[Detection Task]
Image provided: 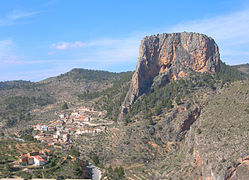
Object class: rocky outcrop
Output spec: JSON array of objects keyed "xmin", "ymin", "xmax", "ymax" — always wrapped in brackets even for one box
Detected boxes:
[
  {"xmin": 225, "ymin": 155, "xmax": 249, "ymax": 180},
  {"xmin": 120, "ymin": 32, "xmax": 220, "ymax": 119}
]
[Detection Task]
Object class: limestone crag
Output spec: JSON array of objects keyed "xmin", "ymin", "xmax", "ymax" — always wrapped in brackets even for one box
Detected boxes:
[
  {"xmin": 225, "ymin": 155, "xmax": 249, "ymax": 180},
  {"xmin": 120, "ymin": 32, "xmax": 220, "ymax": 118}
]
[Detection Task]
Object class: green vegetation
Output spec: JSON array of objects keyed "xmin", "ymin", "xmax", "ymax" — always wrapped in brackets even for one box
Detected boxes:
[
  {"xmin": 124, "ymin": 61, "xmax": 248, "ymax": 123},
  {"xmin": 182, "ymin": 80, "xmax": 249, "ymax": 178},
  {"xmin": 72, "ymin": 158, "xmax": 91, "ymax": 179},
  {"xmin": 232, "ymin": 63, "xmax": 249, "ymax": 74},
  {"xmin": 92, "ymin": 154, "xmax": 100, "ymax": 166},
  {"xmin": 62, "ymin": 102, "xmax": 69, "ymax": 110},
  {"xmin": 104, "ymin": 166, "xmax": 125, "ymax": 179},
  {"xmin": 125, "ymin": 72, "xmax": 215, "ymax": 122},
  {"xmin": 59, "ymin": 68, "xmax": 118, "ymax": 82},
  {"xmin": 96, "ymin": 72, "xmax": 133, "ymax": 121},
  {"xmin": 18, "ymin": 127, "xmax": 34, "ymax": 136},
  {"xmin": 0, "ymin": 95, "xmax": 54, "ymax": 128},
  {"xmin": 0, "ymin": 138, "xmax": 91, "ymax": 179},
  {"xmin": 0, "ymin": 138, "xmax": 47, "ymax": 178},
  {"xmin": 69, "ymin": 149, "xmax": 80, "ymax": 158},
  {"xmin": 20, "ymin": 134, "xmax": 36, "ymax": 141},
  {"xmin": 79, "ymin": 71, "xmax": 133, "ymax": 121},
  {"xmin": 4, "ymin": 95, "xmax": 54, "ymax": 108},
  {"xmin": 78, "ymin": 71, "xmax": 132, "ymax": 100},
  {"xmin": 0, "ymin": 80, "xmax": 34, "ymax": 90},
  {"xmin": 216, "ymin": 61, "xmax": 249, "ymax": 82},
  {"xmin": 197, "ymin": 128, "xmax": 202, "ymax": 134},
  {"xmin": 245, "ymin": 106, "xmax": 249, "ymax": 114},
  {"xmin": 78, "ymin": 90, "xmax": 103, "ymax": 100},
  {"xmin": 30, "ymin": 153, "xmax": 90, "ymax": 179}
]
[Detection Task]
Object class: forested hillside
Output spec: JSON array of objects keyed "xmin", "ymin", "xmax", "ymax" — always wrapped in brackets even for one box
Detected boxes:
[{"xmin": 0, "ymin": 68, "xmax": 129, "ymax": 130}]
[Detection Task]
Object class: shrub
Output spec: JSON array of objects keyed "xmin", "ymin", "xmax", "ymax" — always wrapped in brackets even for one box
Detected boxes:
[
  {"xmin": 189, "ymin": 147, "xmax": 194, "ymax": 154},
  {"xmin": 92, "ymin": 154, "xmax": 100, "ymax": 166},
  {"xmin": 69, "ymin": 149, "xmax": 80, "ymax": 158},
  {"xmin": 245, "ymin": 107, "xmax": 249, "ymax": 114},
  {"xmin": 62, "ymin": 102, "xmax": 69, "ymax": 110},
  {"xmin": 114, "ymin": 166, "xmax": 125, "ymax": 178}
]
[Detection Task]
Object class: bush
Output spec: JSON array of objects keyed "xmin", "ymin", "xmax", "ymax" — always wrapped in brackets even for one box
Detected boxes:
[
  {"xmin": 92, "ymin": 155, "xmax": 100, "ymax": 166},
  {"xmin": 189, "ymin": 147, "xmax": 194, "ymax": 154},
  {"xmin": 79, "ymin": 71, "xmax": 133, "ymax": 121},
  {"xmin": 245, "ymin": 107, "xmax": 249, "ymax": 114},
  {"xmin": 62, "ymin": 102, "xmax": 69, "ymax": 110},
  {"xmin": 73, "ymin": 159, "xmax": 91, "ymax": 179},
  {"xmin": 69, "ymin": 149, "xmax": 80, "ymax": 158},
  {"xmin": 114, "ymin": 166, "xmax": 125, "ymax": 178},
  {"xmin": 105, "ymin": 166, "xmax": 125, "ymax": 180},
  {"xmin": 20, "ymin": 134, "xmax": 36, "ymax": 141}
]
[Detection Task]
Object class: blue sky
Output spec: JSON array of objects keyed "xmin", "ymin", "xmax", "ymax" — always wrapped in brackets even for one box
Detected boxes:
[{"xmin": 0, "ymin": 0, "xmax": 249, "ymax": 81}]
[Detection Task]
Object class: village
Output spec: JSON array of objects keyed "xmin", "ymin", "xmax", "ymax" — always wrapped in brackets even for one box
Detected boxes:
[
  {"xmin": 13, "ymin": 106, "xmax": 113, "ymax": 171},
  {"xmin": 32, "ymin": 106, "xmax": 113, "ymax": 150}
]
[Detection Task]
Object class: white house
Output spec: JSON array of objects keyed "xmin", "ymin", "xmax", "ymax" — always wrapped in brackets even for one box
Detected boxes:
[
  {"xmin": 59, "ymin": 114, "xmax": 65, "ymax": 119},
  {"xmin": 85, "ymin": 116, "xmax": 91, "ymax": 122},
  {"xmin": 56, "ymin": 131, "xmax": 61, "ymax": 136},
  {"xmin": 53, "ymin": 134, "xmax": 59, "ymax": 139},
  {"xmin": 33, "ymin": 156, "xmax": 47, "ymax": 166},
  {"xmin": 71, "ymin": 112, "xmax": 81, "ymax": 118},
  {"xmin": 40, "ymin": 125, "xmax": 48, "ymax": 131},
  {"xmin": 62, "ymin": 134, "xmax": 69, "ymax": 142}
]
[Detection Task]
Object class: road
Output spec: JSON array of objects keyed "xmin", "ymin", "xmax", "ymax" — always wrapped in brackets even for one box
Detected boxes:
[
  {"xmin": 83, "ymin": 121, "xmax": 113, "ymax": 127},
  {"xmin": 1, "ymin": 136, "xmax": 25, "ymax": 142},
  {"xmin": 87, "ymin": 163, "xmax": 101, "ymax": 180}
]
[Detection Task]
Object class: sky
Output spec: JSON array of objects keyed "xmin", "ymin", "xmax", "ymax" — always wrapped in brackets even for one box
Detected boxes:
[{"xmin": 0, "ymin": 0, "xmax": 249, "ymax": 81}]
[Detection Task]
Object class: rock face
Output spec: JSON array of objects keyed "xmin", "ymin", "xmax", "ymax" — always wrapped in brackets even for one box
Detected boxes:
[
  {"xmin": 120, "ymin": 32, "xmax": 220, "ymax": 118},
  {"xmin": 225, "ymin": 155, "xmax": 249, "ymax": 180}
]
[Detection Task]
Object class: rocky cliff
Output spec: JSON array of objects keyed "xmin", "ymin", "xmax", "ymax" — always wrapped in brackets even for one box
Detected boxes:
[{"xmin": 120, "ymin": 32, "xmax": 220, "ymax": 118}]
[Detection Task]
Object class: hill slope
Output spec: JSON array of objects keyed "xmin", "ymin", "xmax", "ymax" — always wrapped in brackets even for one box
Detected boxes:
[
  {"xmin": 0, "ymin": 32, "xmax": 248, "ymax": 179},
  {"xmin": 79, "ymin": 77, "xmax": 249, "ymax": 180},
  {"xmin": 0, "ymin": 68, "xmax": 131, "ymax": 131},
  {"xmin": 232, "ymin": 63, "xmax": 249, "ymax": 75},
  {"xmin": 70, "ymin": 33, "xmax": 249, "ymax": 179}
]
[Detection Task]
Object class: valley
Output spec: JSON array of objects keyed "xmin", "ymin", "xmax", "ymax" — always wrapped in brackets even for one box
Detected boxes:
[{"xmin": 0, "ymin": 32, "xmax": 248, "ymax": 180}]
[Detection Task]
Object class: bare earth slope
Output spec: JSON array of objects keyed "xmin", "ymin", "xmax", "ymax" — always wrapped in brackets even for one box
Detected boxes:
[
  {"xmin": 175, "ymin": 80, "xmax": 249, "ymax": 179},
  {"xmin": 0, "ymin": 68, "xmax": 124, "ymax": 131},
  {"xmin": 232, "ymin": 63, "xmax": 249, "ymax": 75},
  {"xmin": 85, "ymin": 79, "xmax": 249, "ymax": 180}
]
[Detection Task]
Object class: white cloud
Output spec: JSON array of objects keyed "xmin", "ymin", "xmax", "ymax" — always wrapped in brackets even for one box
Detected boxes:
[
  {"xmin": 49, "ymin": 7, "xmax": 249, "ymax": 67},
  {"xmin": 0, "ymin": 10, "xmax": 39, "ymax": 26},
  {"xmin": 169, "ymin": 8, "xmax": 249, "ymax": 64},
  {"xmin": 50, "ymin": 41, "xmax": 85, "ymax": 50},
  {"xmin": 170, "ymin": 8, "xmax": 249, "ymax": 42},
  {"xmin": 0, "ymin": 39, "xmax": 13, "ymax": 56},
  {"xmin": 8, "ymin": 10, "xmax": 38, "ymax": 20},
  {"xmin": 0, "ymin": 39, "xmax": 26, "ymax": 65},
  {"xmin": 4, "ymin": 7, "xmax": 249, "ymax": 81},
  {"xmin": 0, "ymin": 39, "xmax": 15, "ymax": 63},
  {"xmin": 85, "ymin": 37, "xmax": 141, "ymax": 62},
  {"xmin": 49, "ymin": 37, "xmax": 141, "ymax": 64}
]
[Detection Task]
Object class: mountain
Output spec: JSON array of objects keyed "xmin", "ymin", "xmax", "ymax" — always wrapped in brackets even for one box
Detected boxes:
[
  {"xmin": 74, "ymin": 32, "xmax": 248, "ymax": 179},
  {"xmin": 86, "ymin": 79, "xmax": 249, "ymax": 180},
  {"xmin": 0, "ymin": 80, "xmax": 33, "ymax": 90},
  {"xmin": 232, "ymin": 63, "xmax": 249, "ymax": 75},
  {"xmin": 0, "ymin": 32, "xmax": 248, "ymax": 179},
  {"xmin": 0, "ymin": 68, "xmax": 131, "ymax": 131},
  {"xmin": 120, "ymin": 32, "xmax": 220, "ymax": 121}
]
